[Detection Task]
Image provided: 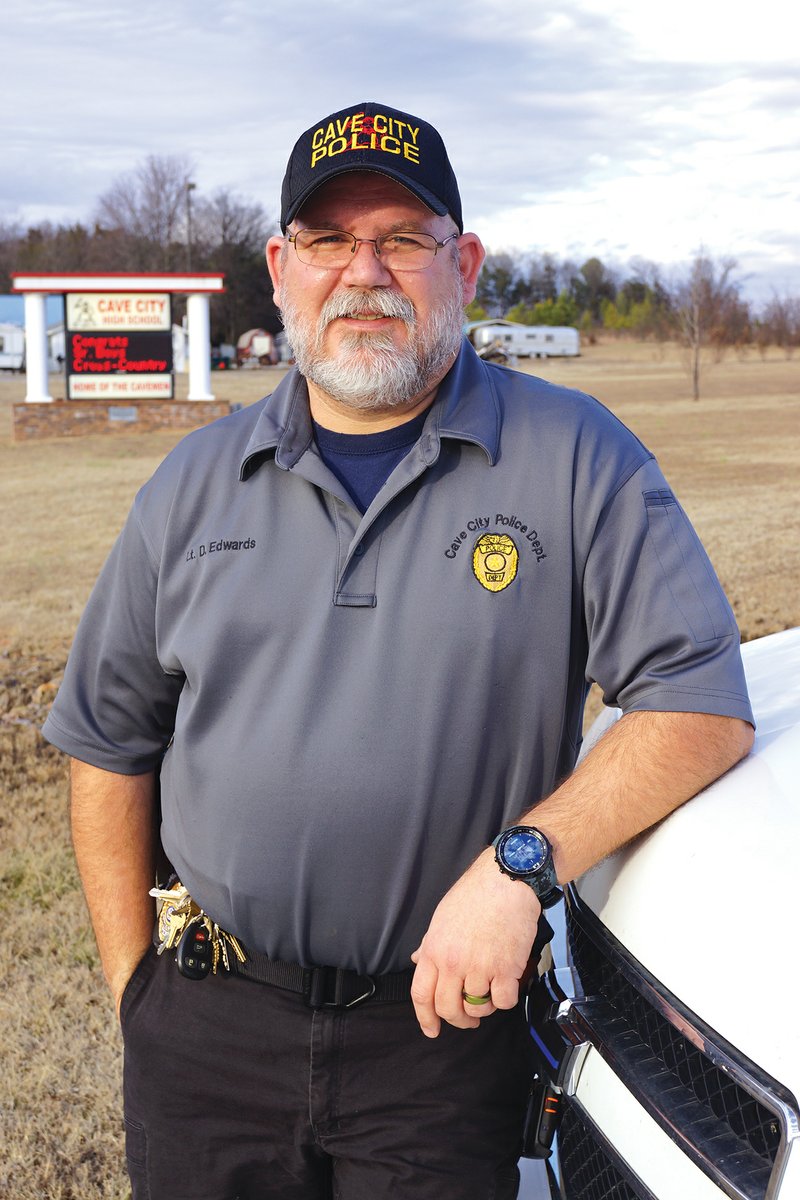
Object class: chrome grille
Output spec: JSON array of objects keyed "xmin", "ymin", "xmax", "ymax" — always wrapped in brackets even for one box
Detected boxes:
[
  {"xmin": 559, "ymin": 1106, "xmax": 645, "ymax": 1200},
  {"xmin": 562, "ymin": 895, "xmax": 799, "ymax": 1200},
  {"xmin": 567, "ymin": 906, "xmax": 781, "ymax": 1173}
]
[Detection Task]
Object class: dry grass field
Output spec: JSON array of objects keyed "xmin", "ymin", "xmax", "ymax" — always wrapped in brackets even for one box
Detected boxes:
[{"xmin": 1, "ymin": 339, "xmax": 798, "ymax": 1198}]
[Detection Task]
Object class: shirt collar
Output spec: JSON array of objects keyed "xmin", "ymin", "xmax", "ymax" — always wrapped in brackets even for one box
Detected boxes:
[{"xmin": 238, "ymin": 337, "xmax": 500, "ymax": 481}]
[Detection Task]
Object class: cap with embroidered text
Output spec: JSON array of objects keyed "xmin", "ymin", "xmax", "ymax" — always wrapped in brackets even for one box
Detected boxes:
[{"xmin": 280, "ymin": 102, "xmax": 463, "ymax": 233}]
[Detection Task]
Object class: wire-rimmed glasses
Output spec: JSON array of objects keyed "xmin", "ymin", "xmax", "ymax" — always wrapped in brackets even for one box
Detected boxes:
[{"xmin": 287, "ymin": 229, "xmax": 459, "ymax": 271}]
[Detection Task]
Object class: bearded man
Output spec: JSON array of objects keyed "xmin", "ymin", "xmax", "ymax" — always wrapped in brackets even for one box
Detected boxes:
[{"xmin": 44, "ymin": 102, "xmax": 753, "ymax": 1200}]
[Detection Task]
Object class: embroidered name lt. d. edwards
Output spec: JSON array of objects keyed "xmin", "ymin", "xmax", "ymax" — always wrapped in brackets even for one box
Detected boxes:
[{"xmin": 185, "ymin": 537, "xmax": 256, "ymax": 562}]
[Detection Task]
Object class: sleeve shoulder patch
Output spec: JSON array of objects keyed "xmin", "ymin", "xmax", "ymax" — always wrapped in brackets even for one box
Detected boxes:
[{"xmin": 643, "ymin": 489, "xmax": 734, "ymax": 644}]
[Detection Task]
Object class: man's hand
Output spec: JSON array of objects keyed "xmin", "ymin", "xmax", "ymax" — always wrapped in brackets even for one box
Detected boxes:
[
  {"xmin": 410, "ymin": 847, "xmax": 541, "ymax": 1038},
  {"xmin": 70, "ymin": 760, "xmax": 158, "ymax": 1023},
  {"xmin": 110, "ymin": 948, "xmax": 151, "ymax": 1022}
]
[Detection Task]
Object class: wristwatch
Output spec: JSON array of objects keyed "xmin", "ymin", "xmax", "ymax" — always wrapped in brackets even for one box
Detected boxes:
[{"xmin": 492, "ymin": 825, "xmax": 563, "ymax": 909}]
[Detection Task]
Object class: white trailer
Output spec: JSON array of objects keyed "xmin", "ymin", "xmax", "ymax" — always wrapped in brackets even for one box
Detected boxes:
[
  {"xmin": 0, "ymin": 322, "xmax": 25, "ymax": 370},
  {"xmin": 48, "ymin": 323, "xmax": 66, "ymax": 371},
  {"xmin": 470, "ymin": 321, "xmax": 579, "ymax": 359}
]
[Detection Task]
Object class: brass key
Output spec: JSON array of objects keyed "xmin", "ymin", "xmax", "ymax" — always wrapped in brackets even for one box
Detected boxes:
[
  {"xmin": 149, "ymin": 881, "xmax": 246, "ymax": 972},
  {"xmin": 150, "ymin": 882, "xmax": 200, "ymax": 955}
]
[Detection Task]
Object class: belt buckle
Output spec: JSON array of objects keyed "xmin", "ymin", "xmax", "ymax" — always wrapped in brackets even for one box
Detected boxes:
[
  {"xmin": 343, "ymin": 975, "xmax": 376, "ymax": 1009},
  {"xmin": 307, "ymin": 966, "xmax": 377, "ymax": 1009}
]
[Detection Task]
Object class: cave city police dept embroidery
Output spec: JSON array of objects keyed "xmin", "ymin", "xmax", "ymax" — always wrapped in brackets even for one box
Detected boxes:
[{"xmin": 443, "ymin": 514, "xmax": 548, "ymax": 592}]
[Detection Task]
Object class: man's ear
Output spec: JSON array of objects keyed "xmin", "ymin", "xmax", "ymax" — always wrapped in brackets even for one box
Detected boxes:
[
  {"xmin": 266, "ymin": 235, "xmax": 285, "ymax": 309},
  {"xmin": 456, "ymin": 233, "xmax": 486, "ymax": 306}
]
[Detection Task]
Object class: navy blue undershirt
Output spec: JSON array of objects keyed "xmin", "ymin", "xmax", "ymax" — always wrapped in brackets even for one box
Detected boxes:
[{"xmin": 312, "ymin": 408, "xmax": 429, "ymax": 513}]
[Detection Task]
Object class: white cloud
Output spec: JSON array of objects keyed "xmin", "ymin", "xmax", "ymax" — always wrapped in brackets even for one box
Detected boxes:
[
  {"xmin": 576, "ymin": 0, "xmax": 800, "ymax": 63},
  {"xmin": 1, "ymin": 0, "xmax": 797, "ymax": 301}
]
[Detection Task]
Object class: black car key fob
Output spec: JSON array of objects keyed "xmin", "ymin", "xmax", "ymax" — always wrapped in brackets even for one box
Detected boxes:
[{"xmin": 176, "ymin": 919, "xmax": 213, "ymax": 980}]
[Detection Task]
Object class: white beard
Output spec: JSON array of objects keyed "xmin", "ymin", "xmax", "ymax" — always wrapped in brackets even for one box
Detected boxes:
[{"xmin": 279, "ymin": 278, "xmax": 465, "ymax": 412}]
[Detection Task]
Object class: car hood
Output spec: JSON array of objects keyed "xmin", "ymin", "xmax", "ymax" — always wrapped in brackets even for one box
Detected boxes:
[{"xmin": 575, "ymin": 626, "xmax": 800, "ymax": 1093}]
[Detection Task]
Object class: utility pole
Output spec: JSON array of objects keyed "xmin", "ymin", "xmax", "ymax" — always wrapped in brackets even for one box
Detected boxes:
[{"xmin": 186, "ymin": 181, "xmax": 197, "ymax": 271}]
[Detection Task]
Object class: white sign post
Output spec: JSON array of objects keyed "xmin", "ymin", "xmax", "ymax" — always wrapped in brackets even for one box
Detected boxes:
[
  {"xmin": 23, "ymin": 293, "xmax": 53, "ymax": 403},
  {"xmin": 187, "ymin": 293, "xmax": 214, "ymax": 400}
]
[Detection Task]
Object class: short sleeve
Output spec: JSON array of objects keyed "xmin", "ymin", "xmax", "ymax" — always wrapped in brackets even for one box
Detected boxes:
[
  {"xmin": 42, "ymin": 501, "xmax": 184, "ymax": 773},
  {"xmin": 583, "ymin": 459, "xmax": 754, "ymax": 725}
]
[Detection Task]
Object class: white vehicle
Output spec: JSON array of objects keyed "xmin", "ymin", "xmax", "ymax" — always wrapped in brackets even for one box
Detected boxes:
[
  {"xmin": 0, "ymin": 322, "xmax": 65, "ymax": 371},
  {"xmin": 469, "ymin": 321, "xmax": 580, "ymax": 359},
  {"xmin": 0, "ymin": 321, "xmax": 25, "ymax": 370},
  {"xmin": 236, "ymin": 328, "xmax": 277, "ymax": 367},
  {"xmin": 526, "ymin": 626, "xmax": 800, "ymax": 1200}
]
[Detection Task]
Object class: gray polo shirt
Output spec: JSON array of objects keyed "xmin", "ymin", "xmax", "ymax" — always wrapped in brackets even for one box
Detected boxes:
[{"xmin": 43, "ymin": 340, "xmax": 753, "ymax": 975}]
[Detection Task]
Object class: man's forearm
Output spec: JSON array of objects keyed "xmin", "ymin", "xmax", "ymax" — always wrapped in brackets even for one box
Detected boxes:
[
  {"xmin": 411, "ymin": 710, "xmax": 753, "ymax": 1037},
  {"xmin": 70, "ymin": 759, "xmax": 158, "ymax": 1015},
  {"xmin": 528, "ymin": 710, "xmax": 754, "ymax": 882}
]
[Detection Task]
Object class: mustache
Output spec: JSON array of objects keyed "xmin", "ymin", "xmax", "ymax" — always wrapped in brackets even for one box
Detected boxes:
[{"xmin": 319, "ymin": 288, "xmax": 416, "ymax": 326}]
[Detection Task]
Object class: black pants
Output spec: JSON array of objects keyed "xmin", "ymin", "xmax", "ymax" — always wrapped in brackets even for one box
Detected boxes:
[{"xmin": 121, "ymin": 946, "xmax": 535, "ymax": 1200}]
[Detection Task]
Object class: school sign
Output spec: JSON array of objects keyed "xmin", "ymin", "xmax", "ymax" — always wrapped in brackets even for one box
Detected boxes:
[{"xmin": 11, "ymin": 273, "xmax": 225, "ymax": 405}]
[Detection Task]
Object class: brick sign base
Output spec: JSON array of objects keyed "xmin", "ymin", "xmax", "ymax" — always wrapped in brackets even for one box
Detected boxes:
[{"xmin": 13, "ymin": 400, "xmax": 232, "ymax": 442}]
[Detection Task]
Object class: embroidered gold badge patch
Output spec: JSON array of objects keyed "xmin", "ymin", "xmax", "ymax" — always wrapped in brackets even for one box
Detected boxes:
[{"xmin": 472, "ymin": 533, "xmax": 519, "ymax": 592}]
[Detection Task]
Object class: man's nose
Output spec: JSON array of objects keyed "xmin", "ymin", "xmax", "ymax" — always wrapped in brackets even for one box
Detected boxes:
[{"xmin": 339, "ymin": 239, "xmax": 394, "ymax": 285}]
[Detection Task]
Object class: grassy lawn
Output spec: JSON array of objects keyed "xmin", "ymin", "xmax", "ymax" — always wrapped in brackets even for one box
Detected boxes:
[{"xmin": 1, "ymin": 340, "xmax": 798, "ymax": 1197}]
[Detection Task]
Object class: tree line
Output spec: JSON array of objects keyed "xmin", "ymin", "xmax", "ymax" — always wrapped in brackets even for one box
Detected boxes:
[
  {"xmin": 0, "ymin": 155, "xmax": 280, "ymax": 346},
  {"xmin": 470, "ymin": 248, "xmax": 799, "ymax": 399},
  {"xmin": 2, "ymin": 154, "xmax": 798, "ymax": 398},
  {"xmin": 472, "ymin": 250, "xmax": 799, "ymax": 350}
]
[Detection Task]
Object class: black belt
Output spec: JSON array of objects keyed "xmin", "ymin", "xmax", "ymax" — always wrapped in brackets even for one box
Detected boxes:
[{"xmin": 234, "ymin": 949, "xmax": 414, "ymax": 1010}]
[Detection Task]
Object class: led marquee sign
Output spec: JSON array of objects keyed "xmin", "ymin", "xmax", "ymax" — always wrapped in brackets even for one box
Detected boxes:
[{"xmin": 65, "ymin": 292, "xmax": 173, "ymax": 399}]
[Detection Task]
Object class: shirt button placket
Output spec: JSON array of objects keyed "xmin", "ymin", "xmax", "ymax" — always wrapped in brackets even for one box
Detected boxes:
[{"xmin": 332, "ymin": 499, "xmax": 379, "ymax": 608}]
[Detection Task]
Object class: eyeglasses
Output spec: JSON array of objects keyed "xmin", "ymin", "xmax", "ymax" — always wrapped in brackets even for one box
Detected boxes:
[{"xmin": 287, "ymin": 229, "xmax": 460, "ymax": 271}]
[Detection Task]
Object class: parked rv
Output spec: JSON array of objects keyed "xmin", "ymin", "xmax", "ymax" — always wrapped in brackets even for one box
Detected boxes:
[{"xmin": 468, "ymin": 320, "xmax": 580, "ymax": 359}]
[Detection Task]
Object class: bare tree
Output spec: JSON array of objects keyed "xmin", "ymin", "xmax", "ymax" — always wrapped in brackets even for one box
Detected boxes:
[
  {"xmin": 514, "ymin": 252, "xmax": 559, "ymax": 307},
  {"xmin": 193, "ymin": 189, "xmax": 270, "ymax": 259},
  {"xmin": 759, "ymin": 294, "xmax": 800, "ymax": 360},
  {"xmin": 672, "ymin": 252, "xmax": 742, "ymax": 400},
  {"xmin": 0, "ymin": 218, "xmax": 23, "ymax": 289},
  {"xmin": 193, "ymin": 188, "xmax": 278, "ymax": 343},
  {"xmin": 475, "ymin": 252, "xmax": 519, "ymax": 316},
  {"xmin": 95, "ymin": 154, "xmax": 195, "ymax": 271}
]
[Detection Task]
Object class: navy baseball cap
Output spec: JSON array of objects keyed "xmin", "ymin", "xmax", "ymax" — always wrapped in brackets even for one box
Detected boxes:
[{"xmin": 280, "ymin": 101, "xmax": 463, "ymax": 233}]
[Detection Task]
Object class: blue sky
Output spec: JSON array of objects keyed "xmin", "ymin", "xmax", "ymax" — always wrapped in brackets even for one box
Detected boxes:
[
  {"xmin": 0, "ymin": 296, "xmax": 64, "ymax": 325},
  {"xmin": 2, "ymin": 0, "xmax": 798, "ymax": 303}
]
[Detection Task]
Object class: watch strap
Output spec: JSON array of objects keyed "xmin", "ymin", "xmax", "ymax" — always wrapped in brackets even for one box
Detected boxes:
[
  {"xmin": 535, "ymin": 882, "xmax": 564, "ymax": 909},
  {"xmin": 492, "ymin": 825, "xmax": 563, "ymax": 908}
]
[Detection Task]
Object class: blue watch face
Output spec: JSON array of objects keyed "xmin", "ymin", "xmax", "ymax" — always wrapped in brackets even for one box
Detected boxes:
[{"xmin": 503, "ymin": 829, "xmax": 547, "ymax": 873}]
